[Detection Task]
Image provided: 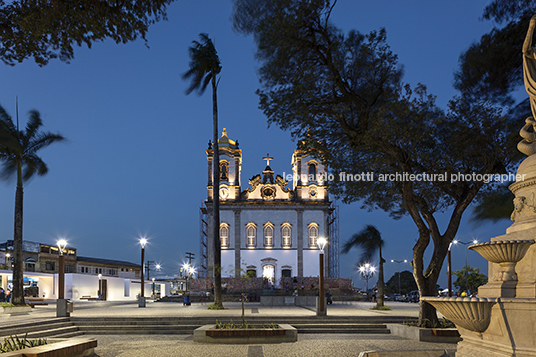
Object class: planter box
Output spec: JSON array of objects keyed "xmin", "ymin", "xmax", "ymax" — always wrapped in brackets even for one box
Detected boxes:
[
  {"xmin": 1, "ymin": 338, "xmax": 97, "ymax": 357},
  {"xmin": 206, "ymin": 328, "xmax": 286, "ymax": 337},
  {"xmin": 194, "ymin": 324, "xmax": 297, "ymax": 344},
  {"xmin": 386, "ymin": 323, "xmax": 461, "ymax": 343},
  {"xmin": 2, "ymin": 306, "xmax": 32, "ymax": 314}
]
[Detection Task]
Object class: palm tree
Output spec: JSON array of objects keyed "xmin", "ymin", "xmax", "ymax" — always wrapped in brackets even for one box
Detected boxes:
[
  {"xmin": 0, "ymin": 104, "xmax": 65, "ymax": 305},
  {"xmin": 342, "ymin": 225, "xmax": 386, "ymax": 307},
  {"xmin": 182, "ymin": 33, "xmax": 223, "ymax": 308}
]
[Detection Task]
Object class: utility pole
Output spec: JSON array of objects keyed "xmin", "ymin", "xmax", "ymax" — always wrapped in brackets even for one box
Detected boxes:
[{"xmin": 185, "ymin": 252, "xmax": 195, "ymax": 266}]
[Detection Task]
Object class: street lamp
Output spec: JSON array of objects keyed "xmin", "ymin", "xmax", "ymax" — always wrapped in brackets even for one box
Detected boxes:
[
  {"xmin": 359, "ymin": 263, "xmax": 375, "ymax": 302},
  {"xmin": 56, "ymin": 239, "xmax": 69, "ymax": 317},
  {"xmin": 5, "ymin": 253, "xmax": 10, "ymax": 269},
  {"xmin": 448, "ymin": 242, "xmax": 453, "ymax": 297},
  {"xmin": 139, "ymin": 238, "xmax": 147, "ymax": 308},
  {"xmin": 452, "ymin": 239, "xmax": 478, "ymax": 295},
  {"xmin": 390, "ymin": 259, "xmax": 407, "ymax": 295},
  {"xmin": 98, "ymin": 274, "xmax": 102, "ymax": 300},
  {"xmin": 316, "ymin": 237, "xmax": 327, "ymax": 316}
]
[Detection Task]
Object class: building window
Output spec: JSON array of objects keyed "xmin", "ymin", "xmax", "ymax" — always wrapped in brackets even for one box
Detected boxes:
[
  {"xmin": 308, "ymin": 162, "xmax": 317, "ymax": 181},
  {"xmin": 220, "ymin": 161, "xmax": 229, "ymax": 181},
  {"xmin": 246, "ymin": 266, "xmax": 257, "ymax": 278},
  {"xmin": 308, "ymin": 223, "xmax": 319, "ymax": 247},
  {"xmin": 264, "ymin": 222, "xmax": 274, "ymax": 248},
  {"xmin": 282, "ymin": 268, "xmax": 292, "ymax": 277},
  {"xmin": 246, "ymin": 223, "xmax": 257, "ymax": 248},
  {"xmin": 220, "ymin": 223, "xmax": 229, "ymax": 248},
  {"xmin": 45, "ymin": 261, "xmax": 55, "ymax": 271},
  {"xmin": 281, "ymin": 223, "xmax": 292, "ymax": 248}
]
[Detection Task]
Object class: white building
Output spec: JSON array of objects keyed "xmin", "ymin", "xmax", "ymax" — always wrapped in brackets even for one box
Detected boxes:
[{"xmin": 200, "ymin": 129, "xmax": 338, "ymax": 285}]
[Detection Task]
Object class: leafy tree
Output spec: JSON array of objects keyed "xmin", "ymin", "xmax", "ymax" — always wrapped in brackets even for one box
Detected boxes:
[
  {"xmin": 470, "ymin": 182, "xmax": 514, "ymax": 224},
  {"xmin": 342, "ymin": 225, "xmax": 385, "ymax": 307},
  {"xmin": 0, "ymin": 105, "xmax": 65, "ymax": 305},
  {"xmin": 0, "ymin": 0, "xmax": 173, "ymax": 66},
  {"xmin": 232, "ymin": 0, "xmax": 513, "ymax": 326},
  {"xmin": 452, "ymin": 266, "xmax": 488, "ymax": 294},
  {"xmin": 385, "ymin": 270, "xmax": 417, "ymax": 296},
  {"xmin": 182, "ymin": 33, "xmax": 224, "ymax": 308}
]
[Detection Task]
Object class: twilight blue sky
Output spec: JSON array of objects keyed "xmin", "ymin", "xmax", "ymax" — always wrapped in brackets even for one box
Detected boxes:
[{"xmin": 0, "ymin": 0, "xmax": 516, "ymax": 289}]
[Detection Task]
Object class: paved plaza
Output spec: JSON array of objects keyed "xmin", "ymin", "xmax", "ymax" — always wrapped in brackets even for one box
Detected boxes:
[{"xmin": 0, "ymin": 300, "xmax": 457, "ymax": 356}]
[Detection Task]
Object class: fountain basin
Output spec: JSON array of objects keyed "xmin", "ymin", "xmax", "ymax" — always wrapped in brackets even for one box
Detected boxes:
[
  {"xmin": 469, "ymin": 240, "xmax": 534, "ymax": 264},
  {"xmin": 422, "ymin": 297, "xmax": 497, "ymax": 333},
  {"xmin": 469, "ymin": 240, "xmax": 535, "ymax": 282}
]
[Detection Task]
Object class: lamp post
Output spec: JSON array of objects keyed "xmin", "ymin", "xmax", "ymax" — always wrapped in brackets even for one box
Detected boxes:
[
  {"xmin": 448, "ymin": 242, "xmax": 453, "ymax": 297},
  {"xmin": 5, "ymin": 253, "xmax": 10, "ymax": 269},
  {"xmin": 56, "ymin": 239, "xmax": 69, "ymax": 317},
  {"xmin": 98, "ymin": 274, "xmax": 102, "ymax": 299},
  {"xmin": 152, "ymin": 278, "xmax": 155, "ymax": 299},
  {"xmin": 316, "ymin": 237, "xmax": 327, "ymax": 316},
  {"xmin": 452, "ymin": 239, "xmax": 478, "ymax": 295},
  {"xmin": 359, "ymin": 263, "xmax": 375, "ymax": 302},
  {"xmin": 390, "ymin": 259, "xmax": 407, "ymax": 295},
  {"xmin": 139, "ymin": 238, "xmax": 147, "ymax": 307}
]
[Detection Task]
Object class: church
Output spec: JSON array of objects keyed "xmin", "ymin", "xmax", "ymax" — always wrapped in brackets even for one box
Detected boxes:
[{"xmin": 199, "ymin": 129, "xmax": 339, "ymax": 286}]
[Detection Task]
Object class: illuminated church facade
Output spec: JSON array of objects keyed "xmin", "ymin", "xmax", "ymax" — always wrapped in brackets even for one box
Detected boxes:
[{"xmin": 199, "ymin": 129, "xmax": 339, "ymax": 285}]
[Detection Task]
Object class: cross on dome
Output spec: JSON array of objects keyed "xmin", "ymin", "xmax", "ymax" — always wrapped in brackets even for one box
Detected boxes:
[{"xmin": 263, "ymin": 153, "xmax": 274, "ymax": 166}]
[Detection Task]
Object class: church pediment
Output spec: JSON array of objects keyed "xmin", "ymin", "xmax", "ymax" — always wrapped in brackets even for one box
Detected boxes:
[{"xmin": 242, "ymin": 174, "xmax": 294, "ymax": 201}]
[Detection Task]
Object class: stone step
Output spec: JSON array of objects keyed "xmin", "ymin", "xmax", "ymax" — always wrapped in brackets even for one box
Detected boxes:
[
  {"xmin": 0, "ymin": 317, "xmax": 71, "ymax": 334},
  {"xmin": 0, "ymin": 325, "xmax": 80, "ymax": 341},
  {"xmin": 0, "ymin": 321, "xmax": 76, "ymax": 340},
  {"xmin": 297, "ymin": 327, "xmax": 391, "ymax": 334},
  {"xmin": 77, "ymin": 325, "xmax": 198, "ymax": 334}
]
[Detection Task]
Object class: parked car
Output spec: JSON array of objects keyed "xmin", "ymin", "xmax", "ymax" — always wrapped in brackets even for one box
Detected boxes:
[
  {"xmin": 407, "ymin": 290, "xmax": 420, "ymax": 303},
  {"xmin": 388, "ymin": 294, "xmax": 404, "ymax": 301}
]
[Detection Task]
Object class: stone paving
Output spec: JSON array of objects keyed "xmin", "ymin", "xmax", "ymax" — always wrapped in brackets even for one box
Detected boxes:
[{"xmin": 0, "ymin": 300, "xmax": 457, "ymax": 356}]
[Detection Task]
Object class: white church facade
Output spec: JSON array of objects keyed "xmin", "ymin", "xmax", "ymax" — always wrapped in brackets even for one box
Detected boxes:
[{"xmin": 199, "ymin": 129, "xmax": 339, "ymax": 285}]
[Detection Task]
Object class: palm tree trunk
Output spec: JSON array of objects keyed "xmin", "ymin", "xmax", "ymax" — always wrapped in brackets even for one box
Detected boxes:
[
  {"xmin": 377, "ymin": 246, "xmax": 384, "ymax": 307},
  {"xmin": 212, "ymin": 75, "xmax": 223, "ymax": 308},
  {"xmin": 12, "ymin": 162, "xmax": 24, "ymax": 305}
]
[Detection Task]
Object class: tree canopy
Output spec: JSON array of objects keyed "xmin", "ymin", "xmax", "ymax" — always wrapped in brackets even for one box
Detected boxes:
[
  {"xmin": 452, "ymin": 266, "xmax": 488, "ymax": 294},
  {"xmin": 385, "ymin": 270, "xmax": 417, "ymax": 296},
  {"xmin": 232, "ymin": 0, "xmax": 515, "ymax": 325},
  {"xmin": 455, "ymin": 0, "xmax": 536, "ymax": 107},
  {"xmin": 0, "ymin": 0, "xmax": 173, "ymax": 66}
]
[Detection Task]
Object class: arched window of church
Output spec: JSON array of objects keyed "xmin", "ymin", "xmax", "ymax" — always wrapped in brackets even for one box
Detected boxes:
[
  {"xmin": 264, "ymin": 223, "xmax": 274, "ymax": 248},
  {"xmin": 220, "ymin": 162, "xmax": 229, "ymax": 181},
  {"xmin": 308, "ymin": 223, "xmax": 319, "ymax": 247},
  {"xmin": 308, "ymin": 163, "xmax": 316, "ymax": 182},
  {"xmin": 220, "ymin": 223, "xmax": 229, "ymax": 248},
  {"xmin": 281, "ymin": 223, "xmax": 291, "ymax": 248},
  {"xmin": 246, "ymin": 223, "xmax": 256, "ymax": 248}
]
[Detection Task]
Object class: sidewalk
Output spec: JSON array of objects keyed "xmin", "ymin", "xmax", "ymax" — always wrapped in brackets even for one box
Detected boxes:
[{"xmin": 0, "ymin": 301, "xmax": 456, "ymax": 357}]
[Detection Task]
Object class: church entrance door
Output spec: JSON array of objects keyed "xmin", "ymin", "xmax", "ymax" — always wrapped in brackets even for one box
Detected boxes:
[{"xmin": 262, "ymin": 265, "xmax": 275, "ymax": 284}]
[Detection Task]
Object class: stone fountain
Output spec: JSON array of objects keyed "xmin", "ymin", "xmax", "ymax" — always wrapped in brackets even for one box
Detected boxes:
[{"xmin": 422, "ymin": 15, "xmax": 536, "ymax": 357}]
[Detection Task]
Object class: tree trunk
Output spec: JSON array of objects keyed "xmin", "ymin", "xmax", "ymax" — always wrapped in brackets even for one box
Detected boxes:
[
  {"xmin": 212, "ymin": 75, "xmax": 223, "ymax": 308},
  {"xmin": 377, "ymin": 247, "xmax": 384, "ymax": 308},
  {"xmin": 12, "ymin": 184, "xmax": 24, "ymax": 305},
  {"xmin": 416, "ymin": 276, "xmax": 440, "ymax": 326}
]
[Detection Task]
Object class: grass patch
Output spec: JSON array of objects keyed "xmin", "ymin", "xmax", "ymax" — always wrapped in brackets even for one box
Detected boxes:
[
  {"xmin": 370, "ymin": 305, "xmax": 392, "ymax": 310},
  {"xmin": 0, "ymin": 334, "xmax": 47, "ymax": 353},
  {"xmin": 404, "ymin": 318, "xmax": 455, "ymax": 328},
  {"xmin": 207, "ymin": 303, "xmax": 226, "ymax": 310},
  {"xmin": 215, "ymin": 320, "xmax": 279, "ymax": 329},
  {"xmin": 0, "ymin": 303, "xmax": 14, "ymax": 308}
]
